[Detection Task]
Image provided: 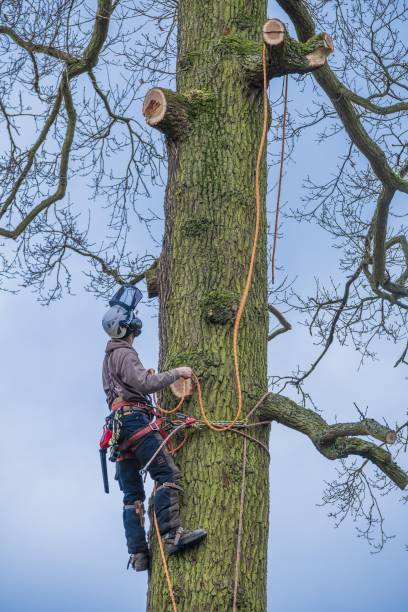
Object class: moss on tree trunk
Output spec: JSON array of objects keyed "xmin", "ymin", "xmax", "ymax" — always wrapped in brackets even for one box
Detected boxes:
[{"xmin": 148, "ymin": 1, "xmax": 270, "ymax": 610}]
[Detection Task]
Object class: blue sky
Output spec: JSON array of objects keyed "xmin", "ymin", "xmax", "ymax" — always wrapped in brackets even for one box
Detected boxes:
[
  {"xmin": 1, "ymin": 2, "xmax": 407, "ymax": 611},
  {"xmin": 1, "ymin": 257, "xmax": 407, "ymax": 612}
]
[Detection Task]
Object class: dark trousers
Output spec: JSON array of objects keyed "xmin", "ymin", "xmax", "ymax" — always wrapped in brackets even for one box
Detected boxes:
[{"xmin": 116, "ymin": 412, "xmax": 181, "ymax": 554}]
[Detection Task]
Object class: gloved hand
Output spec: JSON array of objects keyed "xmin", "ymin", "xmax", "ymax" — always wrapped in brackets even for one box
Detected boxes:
[{"xmin": 176, "ymin": 366, "xmax": 192, "ymax": 379}]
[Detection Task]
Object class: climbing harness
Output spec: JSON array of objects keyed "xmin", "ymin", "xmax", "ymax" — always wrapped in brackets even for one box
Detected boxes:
[
  {"xmin": 98, "ymin": 400, "xmax": 197, "ymax": 492},
  {"xmin": 139, "ymin": 418, "xmax": 197, "ymax": 477},
  {"xmin": 117, "ymin": 418, "xmax": 165, "ymax": 455},
  {"xmin": 99, "ymin": 400, "xmax": 154, "ymax": 459}
]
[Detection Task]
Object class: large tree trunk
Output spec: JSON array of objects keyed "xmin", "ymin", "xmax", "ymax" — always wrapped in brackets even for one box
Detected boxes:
[
  {"xmin": 148, "ymin": 1, "xmax": 270, "ymax": 610},
  {"xmin": 144, "ymin": 1, "xmax": 334, "ymax": 609}
]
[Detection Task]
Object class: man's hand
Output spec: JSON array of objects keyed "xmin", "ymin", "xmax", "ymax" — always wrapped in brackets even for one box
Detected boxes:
[
  {"xmin": 176, "ymin": 366, "xmax": 192, "ymax": 379},
  {"xmin": 147, "ymin": 368, "xmax": 156, "ymax": 375}
]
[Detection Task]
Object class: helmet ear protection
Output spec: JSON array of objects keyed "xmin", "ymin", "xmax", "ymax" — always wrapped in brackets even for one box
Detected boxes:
[
  {"xmin": 126, "ymin": 315, "xmax": 142, "ymax": 337},
  {"xmin": 102, "ymin": 285, "xmax": 143, "ymax": 338}
]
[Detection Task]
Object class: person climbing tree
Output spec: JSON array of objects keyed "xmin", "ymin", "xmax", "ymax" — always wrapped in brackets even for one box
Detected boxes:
[
  {"xmin": 101, "ymin": 285, "xmax": 206, "ymax": 571},
  {"xmin": 1, "ymin": 1, "xmax": 408, "ymax": 611}
]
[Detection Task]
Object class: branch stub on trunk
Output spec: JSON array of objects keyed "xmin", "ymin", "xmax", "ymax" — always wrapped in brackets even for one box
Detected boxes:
[
  {"xmin": 386, "ymin": 430, "xmax": 397, "ymax": 444},
  {"xmin": 262, "ymin": 19, "xmax": 286, "ymax": 46},
  {"xmin": 143, "ymin": 88, "xmax": 167, "ymax": 126},
  {"xmin": 247, "ymin": 25, "xmax": 334, "ymax": 84},
  {"xmin": 305, "ymin": 32, "xmax": 334, "ymax": 68},
  {"xmin": 143, "ymin": 87, "xmax": 191, "ymax": 140},
  {"xmin": 145, "ymin": 261, "xmax": 159, "ymax": 299}
]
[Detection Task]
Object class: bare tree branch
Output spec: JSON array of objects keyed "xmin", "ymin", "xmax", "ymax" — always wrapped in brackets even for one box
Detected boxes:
[
  {"xmin": 259, "ymin": 393, "xmax": 407, "ymax": 490},
  {"xmin": 318, "ymin": 420, "xmax": 396, "ymax": 445},
  {"xmin": 64, "ymin": 243, "xmax": 157, "ymax": 285},
  {"xmin": 267, "ymin": 303, "xmax": 292, "ymax": 341},
  {"xmin": 0, "ymin": 25, "xmax": 76, "ymax": 62},
  {"xmin": 289, "ymin": 266, "xmax": 362, "ymax": 387},
  {"xmin": 339, "ymin": 85, "xmax": 408, "ymax": 116},
  {"xmin": 276, "ymin": 0, "xmax": 408, "ymax": 194},
  {"xmin": 371, "ymin": 185, "xmax": 396, "ymax": 286},
  {"xmin": 0, "ymin": 0, "xmax": 116, "ymax": 239},
  {"xmin": 0, "ymin": 78, "xmax": 76, "ymax": 239}
]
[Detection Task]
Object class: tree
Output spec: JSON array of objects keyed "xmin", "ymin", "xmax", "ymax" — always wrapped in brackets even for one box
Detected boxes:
[{"xmin": 1, "ymin": 1, "xmax": 407, "ymax": 610}]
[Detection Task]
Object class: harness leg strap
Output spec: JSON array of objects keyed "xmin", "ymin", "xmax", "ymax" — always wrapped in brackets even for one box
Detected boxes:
[
  {"xmin": 124, "ymin": 500, "xmax": 146, "ymax": 529},
  {"xmin": 155, "ymin": 482, "xmax": 182, "ymax": 494}
]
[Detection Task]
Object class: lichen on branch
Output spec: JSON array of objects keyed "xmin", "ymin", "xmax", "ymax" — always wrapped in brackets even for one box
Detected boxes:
[
  {"xmin": 217, "ymin": 24, "xmax": 333, "ymax": 85},
  {"xmin": 143, "ymin": 87, "xmax": 215, "ymax": 140}
]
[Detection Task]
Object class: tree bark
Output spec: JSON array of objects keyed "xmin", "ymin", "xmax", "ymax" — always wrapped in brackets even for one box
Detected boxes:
[
  {"xmin": 145, "ymin": 2, "xmax": 332, "ymax": 610},
  {"xmin": 148, "ymin": 2, "xmax": 269, "ymax": 610}
]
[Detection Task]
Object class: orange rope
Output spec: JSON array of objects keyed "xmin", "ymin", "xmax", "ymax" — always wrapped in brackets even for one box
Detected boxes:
[
  {"xmin": 271, "ymin": 74, "xmax": 288, "ymax": 284},
  {"xmin": 193, "ymin": 44, "xmax": 269, "ymax": 432},
  {"xmin": 153, "ymin": 508, "xmax": 178, "ymax": 612},
  {"xmin": 170, "ymin": 429, "xmax": 189, "ymax": 455},
  {"xmin": 154, "ymin": 379, "xmax": 186, "ymax": 414},
  {"xmin": 154, "ymin": 395, "xmax": 185, "ymax": 414}
]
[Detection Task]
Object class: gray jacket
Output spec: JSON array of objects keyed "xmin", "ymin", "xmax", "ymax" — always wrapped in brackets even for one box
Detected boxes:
[{"xmin": 102, "ymin": 339, "xmax": 180, "ymax": 409}]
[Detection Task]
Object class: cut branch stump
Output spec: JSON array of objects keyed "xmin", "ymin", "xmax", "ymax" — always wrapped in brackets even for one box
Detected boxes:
[
  {"xmin": 262, "ymin": 19, "xmax": 286, "ymax": 46},
  {"xmin": 143, "ymin": 87, "xmax": 190, "ymax": 140}
]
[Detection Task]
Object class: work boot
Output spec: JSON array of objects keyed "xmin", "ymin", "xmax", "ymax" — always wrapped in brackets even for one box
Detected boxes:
[
  {"xmin": 163, "ymin": 527, "xmax": 207, "ymax": 556},
  {"xmin": 127, "ymin": 551, "xmax": 150, "ymax": 572}
]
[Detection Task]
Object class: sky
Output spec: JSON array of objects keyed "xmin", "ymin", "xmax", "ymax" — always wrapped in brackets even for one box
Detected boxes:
[
  {"xmin": 0, "ymin": 2, "xmax": 407, "ymax": 612},
  {"xmin": 1, "ymin": 254, "xmax": 407, "ymax": 612}
]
